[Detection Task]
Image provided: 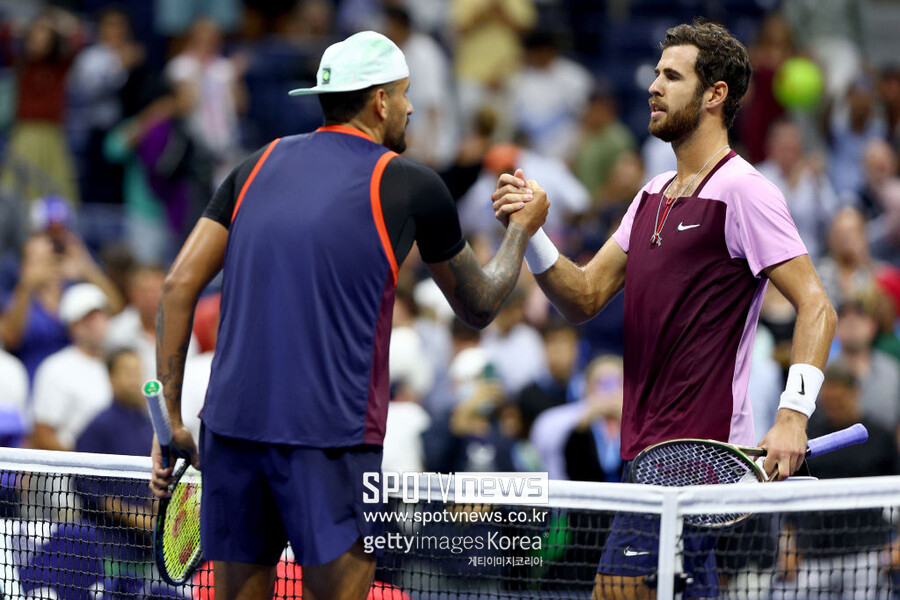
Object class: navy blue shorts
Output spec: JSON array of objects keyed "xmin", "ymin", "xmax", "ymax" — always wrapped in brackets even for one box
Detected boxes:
[
  {"xmin": 597, "ymin": 462, "xmax": 719, "ymax": 598},
  {"xmin": 200, "ymin": 425, "xmax": 384, "ymax": 566}
]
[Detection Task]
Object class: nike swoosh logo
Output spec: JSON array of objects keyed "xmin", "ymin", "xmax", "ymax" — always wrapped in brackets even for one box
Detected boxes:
[
  {"xmin": 677, "ymin": 222, "xmax": 700, "ymax": 231},
  {"xmin": 799, "ymin": 374, "xmax": 805, "ymax": 395},
  {"xmin": 623, "ymin": 546, "xmax": 651, "ymax": 557}
]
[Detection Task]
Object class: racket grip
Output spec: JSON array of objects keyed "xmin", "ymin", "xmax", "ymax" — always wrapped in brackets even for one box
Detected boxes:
[
  {"xmin": 143, "ymin": 380, "xmax": 174, "ymax": 469},
  {"xmin": 806, "ymin": 423, "xmax": 868, "ymax": 458}
]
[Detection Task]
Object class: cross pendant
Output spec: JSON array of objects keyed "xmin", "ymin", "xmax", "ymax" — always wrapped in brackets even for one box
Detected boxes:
[{"xmin": 650, "ymin": 233, "xmax": 662, "ymax": 246}]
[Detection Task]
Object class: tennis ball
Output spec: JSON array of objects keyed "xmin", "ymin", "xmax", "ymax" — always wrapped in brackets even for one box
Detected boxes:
[{"xmin": 773, "ymin": 57, "xmax": 824, "ymax": 110}]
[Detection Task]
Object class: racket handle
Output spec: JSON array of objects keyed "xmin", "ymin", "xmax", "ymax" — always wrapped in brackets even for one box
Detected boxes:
[
  {"xmin": 143, "ymin": 380, "xmax": 174, "ymax": 469},
  {"xmin": 806, "ymin": 423, "xmax": 868, "ymax": 458}
]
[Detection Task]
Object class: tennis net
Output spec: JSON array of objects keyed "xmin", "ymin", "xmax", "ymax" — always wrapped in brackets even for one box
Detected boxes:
[{"xmin": 0, "ymin": 448, "xmax": 897, "ymax": 599}]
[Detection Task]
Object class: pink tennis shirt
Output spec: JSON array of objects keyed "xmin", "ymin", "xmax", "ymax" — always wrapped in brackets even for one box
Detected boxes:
[{"xmin": 612, "ymin": 151, "xmax": 807, "ymax": 459}]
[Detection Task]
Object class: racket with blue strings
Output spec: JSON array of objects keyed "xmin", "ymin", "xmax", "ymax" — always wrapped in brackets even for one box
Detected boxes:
[
  {"xmin": 629, "ymin": 423, "xmax": 868, "ymax": 528},
  {"xmin": 144, "ymin": 380, "xmax": 203, "ymax": 585}
]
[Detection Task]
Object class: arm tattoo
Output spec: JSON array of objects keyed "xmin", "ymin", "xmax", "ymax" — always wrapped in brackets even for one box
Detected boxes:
[
  {"xmin": 156, "ymin": 301, "xmax": 190, "ymax": 411},
  {"xmin": 447, "ymin": 223, "xmax": 529, "ymax": 328}
]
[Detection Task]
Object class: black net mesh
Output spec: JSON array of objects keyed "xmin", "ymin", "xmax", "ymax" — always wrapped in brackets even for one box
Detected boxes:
[{"xmin": 0, "ymin": 468, "xmax": 896, "ymax": 599}]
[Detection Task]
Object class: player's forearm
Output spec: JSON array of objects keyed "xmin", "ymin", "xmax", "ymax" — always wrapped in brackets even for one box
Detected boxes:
[
  {"xmin": 155, "ymin": 280, "xmax": 197, "ymax": 426},
  {"xmin": 445, "ymin": 223, "xmax": 529, "ymax": 329},
  {"xmin": 789, "ymin": 292, "xmax": 837, "ymax": 370},
  {"xmin": 534, "ymin": 257, "xmax": 601, "ymax": 324}
]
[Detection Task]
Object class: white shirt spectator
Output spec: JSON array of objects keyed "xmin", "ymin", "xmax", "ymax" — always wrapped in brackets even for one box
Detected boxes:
[
  {"xmin": 166, "ymin": 53, "xmax": 239, "ymax": 161},
  {"xmin": 510, "ymin": 56, "xmax": 593, "ymax": 161},
  {"xmin": 107, "ymin": 306, "xmax": 198, "ymax": 382},
  {"xmin": 529, "ymin": 402, "xmax": 584, "ymax": 480},
  {"xmin": 383, "ymin": 402, "xmax": 431, "ymax": 473},
  {"xmin": 67, "ymin": 44, "xmax": 128, "ymax": 132},
  {"xmin": 31, "ymin": 347, "xmax": 111, "ymax": 449},
  {"xmin": 757, "ymin": 160, "xmax": 843, "ymax": 260},
  {"xmin": 480, "ymin": 323, "xmax": 547, "ymax": 395},
  {"xmin": 0, "ymin": 349, "xmax": 28, "ymax": 442},
  {"xmin": 181, "ymin": 351, "xmax": 214, "ymax": 441},
  {"xmin": 401, "ymin": 32, "xmax": 459, "ymax": 170}
]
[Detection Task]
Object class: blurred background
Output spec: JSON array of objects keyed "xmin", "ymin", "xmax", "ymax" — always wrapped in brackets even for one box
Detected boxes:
[{"xmin": 0, "ymin": 0, "xmax": 900, "ymax": 492}]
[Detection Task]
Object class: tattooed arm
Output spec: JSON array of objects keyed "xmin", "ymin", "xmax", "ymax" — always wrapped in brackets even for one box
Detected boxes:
[
  {"xmin": 150, "ymin": 218, "xmax": 226, "ymax": 494},
  {"xmin": 427, "ymin": 183, "xmax": 548, "ymax": 329}
]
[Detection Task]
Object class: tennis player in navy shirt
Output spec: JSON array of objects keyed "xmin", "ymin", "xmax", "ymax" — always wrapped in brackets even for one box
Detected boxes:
[{"xmin": 150, "ymin": 31, "xmax": 548, "ymax": 600}]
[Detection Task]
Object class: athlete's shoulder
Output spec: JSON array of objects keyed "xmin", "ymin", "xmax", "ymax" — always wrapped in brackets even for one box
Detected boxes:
[
  {"xmin": 384, "ymin": 155, "xmax": 448, "ymax": 191},
  {"xmin": 641, "ymin": 170, "xmax": 676, "ymax": 195},
  {"xmin": 704, "ymin": 153, "xmax": 785, "ymax": 203}
]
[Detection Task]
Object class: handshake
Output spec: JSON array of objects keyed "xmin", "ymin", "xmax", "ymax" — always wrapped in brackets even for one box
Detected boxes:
[{"xmin": 490, "ymin": 168, "xmax": 550, "ymax": 235}]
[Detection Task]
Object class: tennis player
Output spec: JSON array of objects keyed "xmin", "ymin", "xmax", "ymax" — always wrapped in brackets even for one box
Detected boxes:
[
  {"xmin": 494, "ymin": 21, "xmax": 836, "ymax": 599},
  {"xmin": 149, "ymin": 31, "xmax": 548, "ymax": 600}
]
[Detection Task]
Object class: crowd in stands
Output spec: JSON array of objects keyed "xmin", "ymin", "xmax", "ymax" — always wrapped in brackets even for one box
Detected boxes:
[{"xmin": 0, "ymin": 0, "xmax": 899, "ymax": 521}]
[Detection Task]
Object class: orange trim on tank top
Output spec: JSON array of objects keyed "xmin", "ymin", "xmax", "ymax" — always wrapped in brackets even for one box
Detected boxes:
[
  {"xmin": 370, "ymin": 151, "xmax": 399, "ymax": 285},
  {"xmin": 316, "ymin": 125, "xmax": 375, "ymax": 142},
  {"xmin": 231, "ymin": 138, "xmax": 281, "ymax": 222}
]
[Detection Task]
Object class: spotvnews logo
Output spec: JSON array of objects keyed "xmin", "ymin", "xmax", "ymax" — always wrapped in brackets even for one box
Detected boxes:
[{"xmin": 362, "ymin": 472, "xmax": 549, "ymax": 505}]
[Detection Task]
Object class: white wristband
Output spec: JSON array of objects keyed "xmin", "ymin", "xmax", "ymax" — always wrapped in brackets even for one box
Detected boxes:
[
  {"xmin": 778, "ymin": 363, "xmax": 824, "ymax": 418},
  {"xmin": 525, "ymin": 228, "xmax": 560, "ymax": 274}
]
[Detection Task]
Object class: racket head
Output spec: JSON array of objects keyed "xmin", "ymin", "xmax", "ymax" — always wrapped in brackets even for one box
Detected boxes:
[
  {"xmin": 154, "ymin": 460, "xmax": 203, "ymax": 585},
  {"xmin": 630, "ymin": 438, "xmax": 767, "ymax": 528}
]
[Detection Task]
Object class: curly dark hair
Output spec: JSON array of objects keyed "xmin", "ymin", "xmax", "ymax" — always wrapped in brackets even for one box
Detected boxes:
[{"xmin": 660, "ymin": 20, "xmax": 752, "ymax": 129}]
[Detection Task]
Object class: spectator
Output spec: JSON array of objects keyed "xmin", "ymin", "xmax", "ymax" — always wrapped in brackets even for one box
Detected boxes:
[
  {"xmin": 423, "ymin": 318, "xmax": 482, "ymax": 418},
  {"xmin": 383, "ymin": 327, "xmax": 432, "ymax": 473},
  {"xmin": 832, "ymin": 296, "xmax": 900, "ymax": 437},
  {"xmin": 572, "ymin": 88, "xmax": 637, "ymax": 203},
  {"xmin": 76, "ymin": 348, "xmax": 153, "ymax": 457},
  {"xmin": 1, "ymin": 204, "xmax": 124, "ymax": 380},
  {"xmin": 739, "ymin": 13, "xmax": 794, "ymax": 164},
  {"xmin": 515, "ymin": 317, "xmax": 578, "ymax": 437},
  {"xmin": 564, "ymin": 355, "xmax": 624, "ymax": 483},
  {"xmin": 879, "ymin": 65, "xmax": 900, "ymax": 147},
  {"xmin": 756, "ymin": 120, "xmax": 842, "ymax": 260},
  {"xmin": 509, "ymin": 29, "xmax": 593, "ymax": 162},
  {"xmin": 459, "ymin": 143, "xmax": 589, "ymax": 241},
  {"xmin": 869, "ymin": 178, "xmax": 900, "ymax": 267},
  {"xmin": 828, "ymin": 78, "xmax": 887, "ymax": 196},
  {"xmin": 856, "ymin": 139, "xmax": 898, "ymax": 220},
  {"xmin": 479, "ymin": 287, "xmax": 547, "ymax": 395},
  {"xmin": 106, "ymin": 264, "xmax": 196, "ymax": 381},
  {"xmin": 165, "ymin": 16, "xmax": 246, "ymax": 189},
  {"xmin": 817, "ymin": 207, "xmax": 879, "ymax": 307},
  {"xmin": 29, "ymin": 283, "xmax": 112, "ymax": 451},
  {"xmin": 771, "ymin": 362, "xmax": 899, "ymax": 600},
  {"xmin": 0, "ymin": 348, "xmax": 28, "ymax": 448},
  {"xmin": 75, "ymin": 348, "xmax": 155, "ymax": 577},
  {"xmin": 382, "ymin": 5, "xmax": 458, "ymax": 170},
  {"xmin": 67, "ymin": 6, "xmax": 144, "ymax": 206},
  {"xmin": 451, "ymin": 0, "xmax": 536, "ymax": 134},
  {"xmin": 4, "ymin": 14, "xmax": 78, "ymax": 204},
  {"xmin": 424, "ymin": 348, "xmax": 517, "ymax": 473}
]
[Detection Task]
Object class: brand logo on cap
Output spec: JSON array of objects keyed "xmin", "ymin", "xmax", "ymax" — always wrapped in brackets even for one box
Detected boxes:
[{"xmin": 322, "ymin": 67, "xmax": 331, "ymax": 84}]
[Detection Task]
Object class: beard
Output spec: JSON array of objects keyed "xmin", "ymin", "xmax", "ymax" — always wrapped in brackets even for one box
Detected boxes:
[
  {"xmin": 383, "ymin": 115, "xmax": 408, "ymax": 154},
  {"xmin": 649, "ymin": 87, "xmax": 703, "ymax": 143}
]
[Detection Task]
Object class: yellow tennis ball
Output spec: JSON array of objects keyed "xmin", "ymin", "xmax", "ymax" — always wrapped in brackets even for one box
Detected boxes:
[{"xmin": 774, "ymin": 57, "xmax": 825, "ymax": 110}]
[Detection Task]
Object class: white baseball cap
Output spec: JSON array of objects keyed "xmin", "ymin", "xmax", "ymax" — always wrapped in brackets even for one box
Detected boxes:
[
  {"xmin": 59, "ymin": 283, "xmax": 108, "ymax": 326},
  {"xmin": 289, "ymin": 31, "xmax": 409, "ymax": 96}
]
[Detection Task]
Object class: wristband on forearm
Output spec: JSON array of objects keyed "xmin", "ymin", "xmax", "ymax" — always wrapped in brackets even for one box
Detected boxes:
[
  {"xmin": 524, "ymin": 228, "xmax": 560, "ymax": 274},
  {"xmin": 778, "ymin": 363, "xmax": 824, "ymax": 418}
]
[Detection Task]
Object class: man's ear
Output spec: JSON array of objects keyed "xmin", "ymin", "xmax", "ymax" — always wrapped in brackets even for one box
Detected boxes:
[
  {"xmin": 374, "ymin": 87, "xmax": 390, "ymax": 121},
  {"xmin": 707, "ymin": 81, "xmax": 729, "ymax": 112}
]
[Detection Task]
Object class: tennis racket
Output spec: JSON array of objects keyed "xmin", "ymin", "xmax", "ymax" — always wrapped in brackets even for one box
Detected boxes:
[
  {"xmin": 629, "ymin": 423, "xmax": 868, "ymax": 528},
  {"xmin": 144, "ymin": 380, "xmax": 203, "ymax": 585}
]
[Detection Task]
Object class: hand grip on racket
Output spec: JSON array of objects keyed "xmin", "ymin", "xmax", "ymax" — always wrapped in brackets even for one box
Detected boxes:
[{"xmin": 143, "ymin": 379, "xmax": 176, "ymax": 469}]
